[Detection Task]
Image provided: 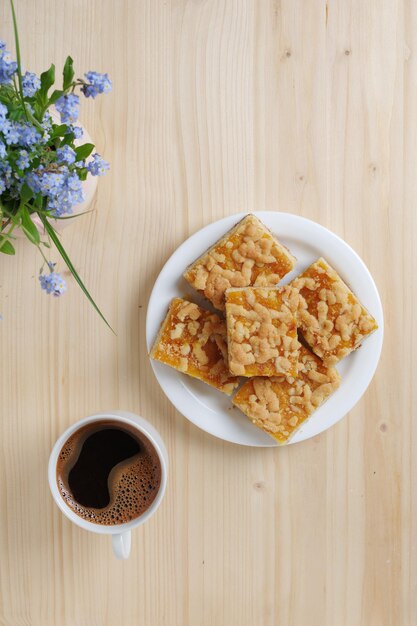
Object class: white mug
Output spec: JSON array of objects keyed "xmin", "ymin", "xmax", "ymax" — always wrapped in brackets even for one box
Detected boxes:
[{"xmin": 48, "ymin": 410, "xmax": 168, "ymax": 559}]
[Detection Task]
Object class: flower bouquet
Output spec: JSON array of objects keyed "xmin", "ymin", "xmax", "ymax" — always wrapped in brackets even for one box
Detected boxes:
[{"xmin": 0, "ymin": 1, "xmax": 112, "ymax": 326}]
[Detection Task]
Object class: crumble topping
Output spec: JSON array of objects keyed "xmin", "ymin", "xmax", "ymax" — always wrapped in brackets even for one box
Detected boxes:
[
  {"xmin": 292, "ymin": 258, "xmax": 378, "ymax": 366},
  {"xmin": 184, "ymin": 214, "xmax": 296, "ymax": 310},
  {"xmin": 233, "ymin": 345, "xmax": 341, "ymax": 444},
  {"xmin": 225, "ymin": 285, "xmax": 303, "ymax": 377},
  {"xmin": 150, "ymin": 298, "xmax": 239, "ymax": 395}
]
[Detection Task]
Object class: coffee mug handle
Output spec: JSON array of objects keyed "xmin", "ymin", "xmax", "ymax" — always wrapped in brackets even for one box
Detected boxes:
[{"xmin": 112, "ymin": 531, "xmax": 131, "ymax": 559}]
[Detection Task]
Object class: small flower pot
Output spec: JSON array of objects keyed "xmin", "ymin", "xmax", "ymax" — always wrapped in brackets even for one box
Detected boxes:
[{"xmin": 12, "ymin": 112, "xmax": 98, "ymax": 238}]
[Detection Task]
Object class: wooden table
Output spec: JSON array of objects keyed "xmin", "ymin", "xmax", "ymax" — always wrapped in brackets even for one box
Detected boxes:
[{"xmin": 0, "ymin": 1, "xmax": 414, "ymax": 624}]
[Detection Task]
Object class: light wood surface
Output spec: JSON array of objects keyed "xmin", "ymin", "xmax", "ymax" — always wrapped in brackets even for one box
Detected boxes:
[{"xmin": 0, "ymin": 1, "xmax": 415, "ymax": 624}]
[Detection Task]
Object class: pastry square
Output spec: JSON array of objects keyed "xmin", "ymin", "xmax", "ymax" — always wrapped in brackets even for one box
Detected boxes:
[
  {"xmin": 292, "ymin": 257, "xmax": 378, "ymax": 366},
  {"xmin": 150, "ymin": 298, "xmax": 239, "ymax": 395},
  {"xmin": 233, "ymin": 344, "xmax": 341, "ymax": 444},
  {"xmin": 183, "ymin": 214, "xmax": 296, "ymax": 311},
  {"xmin": 225, "ymin": 285, "xmax": 302, "ymax": 377}
]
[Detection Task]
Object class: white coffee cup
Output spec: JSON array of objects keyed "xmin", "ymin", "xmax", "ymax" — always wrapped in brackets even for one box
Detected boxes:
[{"xmin": 48, "ymin": 410, "xmax": 168, "ymax": 559}]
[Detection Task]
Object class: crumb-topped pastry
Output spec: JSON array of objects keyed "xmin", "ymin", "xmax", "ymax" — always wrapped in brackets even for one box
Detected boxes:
[
  {"xmin": 225, "ymin": 285, "xmax": 302, "ymax": 377},
  {"xmin": 233, "ymin": 345, "xmax": 341, "ymax": 444},
  {"xmin": 183, "ymin": 214, "xmax": 296, "ymax": 311},
  {"xmin": 150, "ymin": 298, "xmax": 239, "ymax": 395},
  {"xmin": 292, "ymin": 258, "xmax": 378, "ymax": 367}
]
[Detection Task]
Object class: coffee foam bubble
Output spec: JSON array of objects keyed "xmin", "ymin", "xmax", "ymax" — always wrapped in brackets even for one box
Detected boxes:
[{"xmin": 56, "ymin": 421, "xmax": 162, "ymax": 525}]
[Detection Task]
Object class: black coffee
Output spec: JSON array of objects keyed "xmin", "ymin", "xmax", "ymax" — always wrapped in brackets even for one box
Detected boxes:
[{"xmin": 56, "ymin": 420, "xmax": 162, "ymax": 525}]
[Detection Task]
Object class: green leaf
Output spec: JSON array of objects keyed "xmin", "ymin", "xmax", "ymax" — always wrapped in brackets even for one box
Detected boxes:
[
  {"xmin": 34, "ymin": 64, "xmax": 56, "ymax": 119},
  {"xmin": 30, "ymin": 156, "xmax": 41, "ymax": 169},
  {"xmin": 39, "ymin": 215, "xmax": 114, "ymax": 332},
  {"xmin": 9, "ymin": 108, "xmax": 24, "ymax": 121},
  {"xmin": 25, "ymin": 107, "xmax": 44, "ymax": 132},
  {"xmin": 0, "ymin": 239, "xmax": 15, "ymax": 255},
  {"xmin": 20, "ymin": 183, "xmax": 33, "ymax": 204},
  {"xmin": 74, "ymin": 143, "xmax": 95, "ymax": 161},
  {"xmin": 34, "ymin": 193, "xmax": 43, "ymax": 209},
  {"xmin": 39, "ymin": 64, "xmax": 55, "ymax": 99},
  {"xmin": 1, "ymin": 200, "xmax": 15, "ymax": 214},
  {"xmin": 59, "ymin": 132, "xmax": 74, "ymax": 146},
  {"xmin": 48, "ymin": 89, "xmax": 64, "ymax": 106},
  {"xmin": 20, "ymin": 206, "xmax": 40, "ymax": 244},
  {"xmin": 63, "ymin": 56, "xmax": 75, "ymax": 90},
  {"xmin": 0, "ymin": 84, "xmax": 16, "ymax": 103},
  {"xmin": 50, "ymin": 124, "xmax": 68, "ymax": 139}
]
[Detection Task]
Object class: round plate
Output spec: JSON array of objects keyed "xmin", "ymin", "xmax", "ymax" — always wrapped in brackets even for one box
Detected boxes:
[{"xmin": 146, "ymin": 212, "xmax": 383, "ymax": 447}]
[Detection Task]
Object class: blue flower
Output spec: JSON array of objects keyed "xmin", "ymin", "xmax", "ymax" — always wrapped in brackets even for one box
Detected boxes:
[
  {"xmin": 0, "ymin": 41, "xmax": 17, "ymax": 84},
  {"xmin": 65, "ymin": 124, "xmax": 83, "ymax": 139},
  {"xmin": 19, "ymin": 123, "xmax": 41, "ymax": 147},
  {"xmin": 39, "ymin": 271, "xmax": 67, "ymax": 296},
  {"xmin": 40, "ymin": 131, "xmax": 51, "ymax": 144},
  {"xmin": 26, "ymin": 166, "xmax": 84, "ymax": 216},
  {"xmin": 0, "ymin": 102, "xmax": 7, "ymax": 121},
  {"xmin": 46, "ymin": 171, "xmax": 84, "ymax": 216},
  {"xmin": 0, "ymin": 161, "xmax": 12, "ymax": 188},
  {"xmin": 0, "ymin": 179, "xmax": 5, "ymax": 194},
  {"xmin": 0, "ymin": 120, "xmax": 40, "ymax": 147},
  {"xmin": 42, "ymin": 112, "xmax": 53, "ymax": 130},
  {"xmin": 56, "ymin": 144, "xmax": 76, "ymax": 165},
  {"xmin": 0, "ymin": 140, "xmax": 6, "ymax": 159},
  {"xmin": 16, "ymin": 149, "xmax": 30, "ymax": 170},
  {"xmin": 26, "ymin": 168, "xmax": 62, "ymax": 196},
  {"xmin": 72, "ymin": 126, "xmax": 83, "ymax": 139},
  {"xmin": 87, "ymin": 153, "xmax": 109, "ymax": 176},
  {"xmin": 82, "ymin": 71, "xmax": 112, "ymax": 98},
  {"xmin": 25, "ymin": 169, "xmax": 43, "ymax": 195},
  {"xmin": 22, "ymin": 71, "xmax": 41, "ymax": 97},
  {"xmin": 2, "ymin": 120, "xmax": 21, "ymax": 145},
  {"xmin": 38, "ymin": 112, "xmax": 52, "ymax": 143},
  {"xmin": 55, "ymin": 93, "xmax": 80, "ymax": 124},
  {"xmin": 42, "ymin": 171, "xmax": 65, "ymax": 195}
]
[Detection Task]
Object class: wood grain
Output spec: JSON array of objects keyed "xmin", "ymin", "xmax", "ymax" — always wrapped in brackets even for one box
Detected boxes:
[{"xmin": 0, "ymin": 1, "xmax": 415, "ymax": 624}]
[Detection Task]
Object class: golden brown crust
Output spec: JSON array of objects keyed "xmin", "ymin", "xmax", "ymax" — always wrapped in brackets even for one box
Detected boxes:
[
  {"xmin": 225, "ymin": 285, "xmax": 302, "ymax": 377},
  {"xmin": 150, "ymin": 298, "xmax": 239, "ymax": 395},
  {"xmin": 292, "ymin": 258, "xmax": 378, "ymax": 366},
  {"xmin": 232, "ymin": 345, "xmax": 341, "ymax": 444},
  {"xmin": 183, "ymin": 214, "xmax": 296, "ymax": 311}
]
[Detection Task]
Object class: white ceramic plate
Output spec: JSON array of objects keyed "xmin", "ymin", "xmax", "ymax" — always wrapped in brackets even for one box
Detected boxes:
[{"xmin": 146, "ymin": 212, "xmax": 383, "ymax": 447}]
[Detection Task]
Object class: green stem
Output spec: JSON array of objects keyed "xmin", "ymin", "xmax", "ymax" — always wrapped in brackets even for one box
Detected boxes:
[
  {"xmin": 0, "ymin": 222, "xmax": 16, "ymax": 251},
  {"xmin": 9, "ymin": 0, "xmax": 28, "ymax": 121},
  {"xmin": 71, "ymin": 79, "xmax": 84, "ymax": 93},
  {"xmin": 12, "ymin": 75, "xmax": 19, "ymax": 97},
  {"xmin": 1, "ymin": 218, "xmax": 11, "ymax": 233},
  {"xmin": 26, "ymin": 108, "xmax": 44, "ymax": 131},
  {"xmin": 39, "ymin": 105, "xmax": 53, "ymax": 121},
  {"xmin": 39, "ymin": 214, "xmax": 114, "ymax": 332},
  {"xmin": 35, "ymin": 208, "xmax": 94, "ymax": 220},
  {"xmin": 36, "ymin": 242, "xmax": 49, "ymax": 266}
]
